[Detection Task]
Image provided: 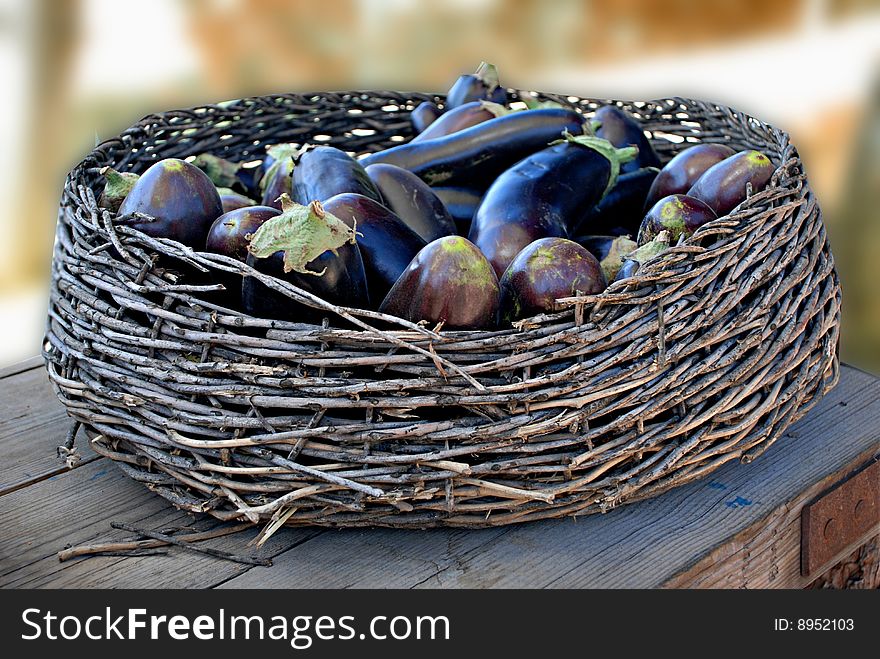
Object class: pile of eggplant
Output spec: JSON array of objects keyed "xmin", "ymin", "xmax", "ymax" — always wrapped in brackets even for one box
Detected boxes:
[{"xmin": 103, "ymin": 63, "xmax": 775, "ymax": 330}]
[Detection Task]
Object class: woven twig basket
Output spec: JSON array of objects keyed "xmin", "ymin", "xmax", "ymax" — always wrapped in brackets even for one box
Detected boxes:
[{"xmin": 45, "ymin": 89, "xmax": 841, "ymax": 528}]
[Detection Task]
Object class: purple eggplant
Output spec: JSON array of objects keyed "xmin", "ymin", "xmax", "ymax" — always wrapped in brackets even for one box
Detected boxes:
[
  {"xmin": 204, "ymin": 205, "xmax": 279, "ymax": 307},
  {"xmin": 291, "ymin": 145, "xmax": 383, "ymax": 206},
  {"xmin": 206, "ymin": 206, "xmax": 279, "ymax": 263},
  {"xmin": 359, "ymin": 107, "xmax": 587, "ymax": 187},
  {"xmin": 594, "ymin": 105, "xmax": 661, "ymax": 173},
  {"xmin": 259, "ymin": 144, "xmax": 300, "ymax": 210},
  {"xmin": 499, "ymin": 238, "xmax": 606, "ymax": 324},
  {"xmin": 242, "ymin": 200, "xmax": 369, "ymax": 322},
  {"xmin": 431, "ymin": 186, "xmax": 483, "ymax": 235},
  {"xmin": 379, "ymin": 236, "xmax": 499, "ymax": 330},
  {"xmin": 116, "ymin": 158, "xmax": 223, "ymax": 249},
  {"xmin": 686, "ymin": 150, "xmax": 775, "ymax": 216},
  {"xmin": 411, "ymin": 101, "xmax": 507, "ymax": 142},
  {"xmin": 364, "ymin": 164, "xmax": 456, "ymax": 243},
  {"xmin": 573, "ymin": 166, "xmax": 659, "ymax": 236},
  {"xmin": 469, "ymin": 133, "xmax": 637, "ymax": 278},
  {"xmin": 637, "ymin": 194, "xmax": 717, "ymax": 244},
  {"xmin": 218, "ymin": 188, "xmax": 256, "ymax": 214},
  {"xmin": 322, "ymin": 193, "xmax": 427, "ymax": 301},
  {"xmin": 411, "ymin": 101, "xmax": 442, "ymax": 133},
  {"xmin": 644, "ymin": 143, "xmax": 736, "ymax": 209},
  {"xmin": 445, "ymin": 62, "xmax": 508, "ymax": 109}
]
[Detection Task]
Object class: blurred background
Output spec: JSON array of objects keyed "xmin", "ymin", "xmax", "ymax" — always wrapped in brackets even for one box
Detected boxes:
[{"xmin": 0, "ymin": 0, "xmax": 877, "ymax": 371}]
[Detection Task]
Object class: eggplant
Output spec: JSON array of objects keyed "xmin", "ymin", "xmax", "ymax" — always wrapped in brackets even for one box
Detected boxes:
[
  {"xmin": 379, "ymin": 236, "xmax": 499, "ymax": 330},
  {"xmin": 599, "ymin": 235, "xmax": 638, "ymax": 282},
  {"xmin": 686, "ymin": 150, "xmax": 774, "ymax": 216},
  {"xmin": 445, "ymin": 61, "xmax": 508, "ymax": 109},
  {"xmin": 98, "ymin": 166, "xmax": 138, "ymax": 213},
  {"xmin": 204, "ymin": 205, "xmax": 279, "ymax": 307},
  {"xmin": 260, "ymin": 144, "xmax": 300, "ymax": 210},
  {"xmin": 411, "ymin": 101, "xmax": 507, "ymax": 142},
  {"xmin": 242, "ymin": 199, "xmax": 369, "ymax": 322},
  {"xmin": 322, "ymin": 193, "xmax": 426, "ymax": 301},
  {"xmin": 499, "ymin": 238, "xmax": 606, "ymax": 324},
  {"xmin": 291, "ymin": 145, "xmax": 382, "ymax": 205},
  {"xmin": 116, "ymin": 158, "xmax": 223, "ymax": 249},
  {"xmin": 573, "ymin": 166, "xmax": 659, "ymax": 236},
  {"xmin": 411, "ymin": 101, "xmax": 442, "ymax": 133},
  {"xmin": 218, "ymin": 187, "xmax": 256, "ymax": 214},
  {"xmin": 359, "ymin": 107, "xmax": 587, "ymax": 187},
  {"xmin": 431, "ymin": 186, "xmax": 483, "ymax": 235},
  {"xmin": 469, "ymin": 133, "xmax": 637, "ymax": 278},
  {"xmin": 613, "ymin": 232, "xmax": 671, "ymax": 283},
  {"xmin": 638, "ymin": 194, "xmax": 717, "ymax": 245},
  {"xmin": 364, "ymin": 164, "xmax": 456, "ymax": 242},
  {"xmin": 593, "ymin": 105, "xmax": 661, "ymax": 173},
  {"xmin": 206, "ymin": 206, "xmax": 279, "ymax": 263},
  {"xmin": 644, "ymin": 143, "xmax": 736, "ymax": 210}
]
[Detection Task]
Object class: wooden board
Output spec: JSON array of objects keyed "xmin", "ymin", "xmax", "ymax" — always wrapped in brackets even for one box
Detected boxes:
[
  {"xmin": 0, "ymin": 358, "xmax": 98, "ymax": 496},
  {"xmin": 0, "ymin": 361, "xmax": 877, "ymax": 588}
]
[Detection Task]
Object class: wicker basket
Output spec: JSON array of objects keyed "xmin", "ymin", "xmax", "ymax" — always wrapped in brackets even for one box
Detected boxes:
[{"xmin": 45, "ymin": 89, "xmax": 841, "ymax": 528}]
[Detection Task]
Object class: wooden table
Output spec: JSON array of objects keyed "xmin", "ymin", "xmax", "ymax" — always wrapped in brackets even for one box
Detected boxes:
[{"xmin": 1, "ymin": 357, "xmax": 877, "ymax": 589}]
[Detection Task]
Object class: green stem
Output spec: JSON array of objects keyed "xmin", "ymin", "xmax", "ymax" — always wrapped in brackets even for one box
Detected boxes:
[{"xmin": 553, "ymin": 132, "xmax": 638, "ymax": 198}]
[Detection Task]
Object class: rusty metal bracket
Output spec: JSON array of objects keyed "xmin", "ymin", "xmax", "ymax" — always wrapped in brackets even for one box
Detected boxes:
[{"xmin": 801, "ymin": 457, "xmax": 880, "ymax": 577}]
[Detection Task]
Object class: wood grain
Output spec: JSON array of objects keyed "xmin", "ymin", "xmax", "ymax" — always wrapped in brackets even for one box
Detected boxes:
[{"xmin": 0, "ymin": 363, "xmax": 97, "ymax": 496}]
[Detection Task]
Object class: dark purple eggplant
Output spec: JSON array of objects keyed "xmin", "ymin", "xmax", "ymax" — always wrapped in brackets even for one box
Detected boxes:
[
  {"xmin": 638, "ymin": 194, "xmax": 717, "ymax": 245},
  {"xmin": 218, "ymin": 188, "xmax": 256, "ymax": 214},
  {"xmin": 594, "ymin": 105, "xmax": 660, "ymax": 173},
  {"xmin": 411, "ymin": 101, "xmax": 507, "ymax": 142},
  {"xmin": 206, "ymin": 206, "xmax": 279, "ymax": 262},
  {"xmin": 431, "ymin": 186, "xmax": 483, "ymax": 235},
  {"xmin": 364, "ymin": 164, "xmax": 456, "ymax": 242},
  {"xmin": 204, "ymin": 205, "xmax": 279, "ymax": 307},
  {"xmin": 359, "ymin": 107, "xmax": 587, "ymax": 187},
  {"xmin": 116, "ymin": 158, "xmax": 223, "ymax": 249},
  {"xmin": 379, "ymin": 236, "xmax": 499, "ymax": 330},
  {"xmin": 644, "ymin": 143, "xmax": 736, "ymax": 209},
  {"xmin": 322, "ymin": 193, "xmax": 426, "ymax": 301},
  {"xmin": 98, "ymin": 166, "xmax": 138, "ymax": 213},
  {"xmin": 573, "ymin": 166, "xmax": 659, "ymax": 236},
  {"xmin": 260, "ymin": 144, "xmax": 300, "ymax": 210},
  {"xmin": 469, "ymin": 133, "xmax": 637, "ymax": 277},
  {"xmin": 499, "ymin": 238, "xmax": 606, "ymax": 324},
  {"xmin": 242, "ymin": 199, "xmax": 369, "ymax": 322},
  {"xmin": 686, "ymin": 150, "xmax": 775, "ymax": 216},
  {"xmin": 445, "ymin": 61, "xmax": 508, "ymax": 109},
  {"xmin": 291, "ymin": 145, "xmax": 383, "ymax": 206},
  {"xmin": 411, "ymin": 101, "xmax": 442, "ymax": 133}
]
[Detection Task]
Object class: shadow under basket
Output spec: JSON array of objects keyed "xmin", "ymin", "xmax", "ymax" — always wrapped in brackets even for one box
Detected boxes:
[{"xmin": 45, "ymin": 89, "xmax": 841, "ymax": 528}]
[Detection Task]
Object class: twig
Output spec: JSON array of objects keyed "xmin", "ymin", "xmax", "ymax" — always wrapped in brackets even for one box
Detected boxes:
[
  {"xmin": 58, "ymin": 522, "xmax": 256, "ymax": 562},
  {"xmin": 110, "ymin": 522, "xmax": 270, "ymax": 566}
]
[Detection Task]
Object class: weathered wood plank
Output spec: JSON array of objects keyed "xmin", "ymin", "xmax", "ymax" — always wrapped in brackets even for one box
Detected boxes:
[
  {"xmin": 0, "ymin": 459, "xmax": 321, "ymax": 588},
  {"xmin": 0, "ymin": 356, "xmax": 44, "ymax": 380},
  {"xmin": 0, "ymin": 363, "xmax": 96, "ymax": 496},
  {"xmin": 217, "ymin": 366, "xmax": 880, "ymax": 589}
]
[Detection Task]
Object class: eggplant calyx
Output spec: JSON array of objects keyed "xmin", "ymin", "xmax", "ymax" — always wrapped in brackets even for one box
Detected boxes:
[
  {"xmin": 474, "ymin": 61, "xmax": 501, "ymax": 90},
  {"xmin": 554, "ymin": 132, "xmax": 639, "ymax": 198},
  {"xmin": 99, "ymin": 167, "xmax": 139, "ymax": 212},
  {"xmin": 628, "ymin": 230, "xmax": 671, "ymax": 265},
  {"xmin": 247, "ymin": 194, "xmax": 358, "ymax": 276},
  {"xmin": 478, "ymin": 100, "xmax": 510, "ymax": 118},
  {"xmin": 599, "ymin": 235, "xmax": 638, "ymax": 282},
  {"xmin": 191, "ymin": 153, "xmax": 240, "ymax": 189},
  {"xmin": 259, "ymin": 143, "xmax": 301, "ymax": 194}
]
